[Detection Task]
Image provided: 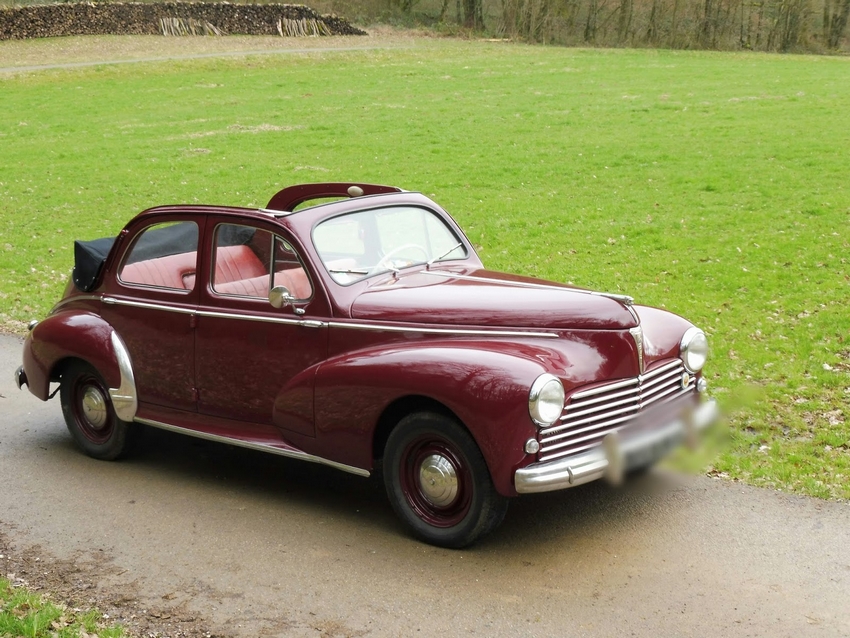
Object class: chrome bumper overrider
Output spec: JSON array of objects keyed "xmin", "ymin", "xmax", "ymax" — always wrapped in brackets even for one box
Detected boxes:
[
  {"xmin": 515, "ymin": 398, "xmax": 720, "ymax": 494},
  {"xmin": 14, "ymin": 365, "xmax": 27, "ymax": 390}
]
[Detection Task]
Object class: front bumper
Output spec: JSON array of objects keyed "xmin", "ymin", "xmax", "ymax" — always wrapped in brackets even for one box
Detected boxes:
[
  {"xmin": 514, "ymin": 398, "xmax": 720, "ymax": 494},
  {"xmin": 14, "ymin": 365, "xmax": 27, "ymax": 390}
]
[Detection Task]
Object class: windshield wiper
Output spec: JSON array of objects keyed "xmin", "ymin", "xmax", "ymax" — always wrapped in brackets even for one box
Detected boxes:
[
  {"xmin": 427, "ymin": 242, "xmax": 463, "ymax": 268},
  {"xmin": 329, "ymin": 268, "xmax": 369, "ymax": 275}
]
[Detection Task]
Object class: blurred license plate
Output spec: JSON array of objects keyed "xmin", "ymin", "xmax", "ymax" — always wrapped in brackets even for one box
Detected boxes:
[{"xmin": 621, "ymin": 421, "xmax": 684, "ymax": 471}]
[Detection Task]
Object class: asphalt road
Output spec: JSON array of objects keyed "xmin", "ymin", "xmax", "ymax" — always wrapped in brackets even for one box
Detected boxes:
[{"xmin": 1, "ymin": 333, "xmax": 849, "ymax": 637}]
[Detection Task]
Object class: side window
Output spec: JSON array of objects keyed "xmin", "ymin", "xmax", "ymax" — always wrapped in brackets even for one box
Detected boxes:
[
  {"xmin": 211, "ymin": 224, "xmax": 313, "ymax": 301},
  {"xmin": 119, "ymin": 221, "xmax": 199, "ymax": 291}
]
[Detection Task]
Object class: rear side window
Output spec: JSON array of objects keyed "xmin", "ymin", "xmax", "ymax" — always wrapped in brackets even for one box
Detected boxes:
[{"xmin": 119, "ymin": 221, "xmax": 199, "ymax": 291}]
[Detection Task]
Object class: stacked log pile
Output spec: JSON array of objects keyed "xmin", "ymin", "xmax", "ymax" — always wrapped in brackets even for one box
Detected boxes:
[{"xmin": 0, "ymin": 2, "xmax": 367, "ymax": 40}]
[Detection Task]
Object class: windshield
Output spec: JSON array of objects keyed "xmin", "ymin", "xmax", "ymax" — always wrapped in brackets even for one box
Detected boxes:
[{"xmin": 313, "ymin": 206, "xmax": 468, "ymax": 284}]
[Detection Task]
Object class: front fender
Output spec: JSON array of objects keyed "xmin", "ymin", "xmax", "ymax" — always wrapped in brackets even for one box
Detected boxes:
[
  {"xmin": 22, "ymin": 311, "xmax": 137, "ymax": 420},
  {"xmin": 312, "ymin": 339, "xmax": 557, "ymax": 496}
]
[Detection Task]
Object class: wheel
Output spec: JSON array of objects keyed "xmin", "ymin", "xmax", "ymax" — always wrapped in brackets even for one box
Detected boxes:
[
  {"xmin": 383, "ymin": 412, "xmax": 509, "ymax": 548},
  {"xmin": 368, "ymin": 244, "xmax": 429, "ymax": 275},
  {"xmin": 60, "ymin": 360, "xmax": 136, "ymax": 460}
]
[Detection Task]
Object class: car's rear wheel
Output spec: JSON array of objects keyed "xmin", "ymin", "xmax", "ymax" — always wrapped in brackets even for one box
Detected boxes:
[
  {"xmin": 60, "ymin": 360, "xmax": 136, "ymax": 460},
  {"xmin": 383, "ymin": 412, "xmax": 508, "ymax": 548}
]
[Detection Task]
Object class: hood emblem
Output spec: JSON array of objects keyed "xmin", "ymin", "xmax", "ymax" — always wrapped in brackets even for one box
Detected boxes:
[{"xmin": 630, "ymin": 326, "xmax": 645, "ymax": 375}]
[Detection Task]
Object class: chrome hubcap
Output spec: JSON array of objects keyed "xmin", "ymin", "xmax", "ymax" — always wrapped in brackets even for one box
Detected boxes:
[
  {"xmin": 418, "ymin": 454, "xmax": 458, "ymax": 507},
  {"xmin": 81, "ymin": 386, "xmax": 108, "ymax": 430}
]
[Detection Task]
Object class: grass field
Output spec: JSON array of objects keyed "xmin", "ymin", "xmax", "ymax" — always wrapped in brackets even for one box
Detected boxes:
[{"xmin": 0, "ymin": 36, "xmax": 848, "ymax": 499}]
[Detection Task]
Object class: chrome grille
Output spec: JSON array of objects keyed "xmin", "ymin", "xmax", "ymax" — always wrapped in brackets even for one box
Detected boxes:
[{"xmin": 538, "ymin": 359, "xmax": 695, "ymax": 462}]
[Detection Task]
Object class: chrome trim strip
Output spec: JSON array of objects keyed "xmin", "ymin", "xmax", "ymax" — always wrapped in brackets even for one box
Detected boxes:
[
  {"xmin": 568, "ymin": 385, "xmax": 639, "ymax": 410},
  {"xmin": 197, "ymin": 309, "xmax": 325, "ymax": 328},
  {"xmin": 571, "ymin": 377, "xmax": 638, "ymax": 400},
  {"xmin": 630, "ymin": 326, "xmax": 644, "ymax": 374},
  {"xmin": 258, "ymin": 207, "xmax": 294, "ymax": 217},
  {"xmin": 101, "ymin": 295, "xmax": 557, "ymax": 337},
  {"xmin": 100, "ymin": 298, "xmax": 325, "ymax": 328},
  {"xmin": 102, "ymin": 296, "xmax": 196, "ymax": 315},
  {"xmin": 135, "ymin": 417, "xmax": 370, "ymax": 478},
  {"xmin": 542, "ymin": 414, "xmax": 635, "ymax": 449},
  {"xmin": 108, "ymin": 331, "xmax": 138, "ymax": 422},
  {"xmin": 641, "ymin": 359, "xmax": 681, "ymax": 379},
  {"xmin": 556, "ymin": 393, "xmax": 638, "ymax": 422},
  {"xmin": 552, "ymin": 406, "xmax": 636, "ymax": 434},
  {"xmin": 516, "ymin": 399, "xmax": 719, "ymax": 493},
  {"xmin": 641, "ymin": 373, "xmax": 676, "ymax": 393},
  {"xmin": 422, "ymin": 270, "xmax": 634, "ymax": 306},
  {"xmin": 591, "ymin": 291, "xmax": 635, "ymax": 306},
  {"xmin": 328, "ymin": 321, "xmax": 558, "ymax": 339}
]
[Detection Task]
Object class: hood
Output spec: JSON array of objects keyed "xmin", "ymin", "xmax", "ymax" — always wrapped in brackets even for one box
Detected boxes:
[{"xmin": 349, "ymin": 268, "xmax": 638, "ymax": 330}]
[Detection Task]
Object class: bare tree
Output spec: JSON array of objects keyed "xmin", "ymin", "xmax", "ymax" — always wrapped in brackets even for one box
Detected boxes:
[{"xmin": 824, "ymin": 0, "xmax": 850, "ymax": 47}]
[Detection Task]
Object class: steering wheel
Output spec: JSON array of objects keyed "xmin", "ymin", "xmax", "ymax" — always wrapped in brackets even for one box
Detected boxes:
[{"xmin": 368, "ymin": 244, "xmax": 429, "ymax": 276}]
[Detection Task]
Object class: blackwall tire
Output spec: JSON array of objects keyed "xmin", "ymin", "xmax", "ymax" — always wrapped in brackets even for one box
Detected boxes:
[
  {"xmin": 59, "ymin": 360, "xmax": 136, "ymax": 461},
  {"xmin": 383, "ymin": 412, "xmax": 508, "ymax": 548}
]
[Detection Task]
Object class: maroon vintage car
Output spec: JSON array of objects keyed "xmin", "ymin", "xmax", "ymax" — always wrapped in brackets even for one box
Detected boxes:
[{"xmin": 16, "ymin": 182, "xmax": 718, "ymax": 547}]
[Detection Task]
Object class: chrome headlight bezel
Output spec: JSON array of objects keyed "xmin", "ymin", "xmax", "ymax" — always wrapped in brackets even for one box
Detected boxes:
[
  {"xmin": 528, "ymin": 373, "xmax": 565, "ymax": 427},
  {"xmin": 680, "ymin": 327, "xmax": 708, "ymax": 373}
]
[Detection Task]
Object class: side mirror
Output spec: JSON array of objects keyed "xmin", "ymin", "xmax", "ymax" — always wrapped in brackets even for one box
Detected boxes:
[{"xmin": 269, "ymin": 285, "xmax": 294, "ymax": 309}]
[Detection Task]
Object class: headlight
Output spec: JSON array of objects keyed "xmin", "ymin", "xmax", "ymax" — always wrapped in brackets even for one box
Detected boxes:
[
  {"xmin": 529, "ymin": 374, "xmax": 565, "ymax": 426},
  {"xmin": 680, "ymin": 327, "xmax": 708, "ymax": 373}
]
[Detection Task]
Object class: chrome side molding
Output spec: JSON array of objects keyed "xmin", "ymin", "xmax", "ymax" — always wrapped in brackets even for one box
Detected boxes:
[{"xmin": 135, "ymin": 417, "xmax": 371, "ymax": 478}]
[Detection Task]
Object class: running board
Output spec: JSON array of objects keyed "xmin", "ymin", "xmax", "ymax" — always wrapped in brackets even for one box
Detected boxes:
[{"xmin": 134, "ymin": 417, "xmax": 371, "ymax": 478}]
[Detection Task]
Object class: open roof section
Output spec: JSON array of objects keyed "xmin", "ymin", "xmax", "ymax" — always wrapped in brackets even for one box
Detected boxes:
[{"xmin": 264, "ymin": 183, "xmax": 402, "ymax": 214}]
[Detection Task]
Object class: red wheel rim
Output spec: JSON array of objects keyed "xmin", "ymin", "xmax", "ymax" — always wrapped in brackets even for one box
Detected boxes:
[
  {"xmin": 71, "ymin": 373, "xmax": 115, "ymax": 445},
  {"xmin": 399, "ymin": 434, "xmax": 473, "ymax": 528}
]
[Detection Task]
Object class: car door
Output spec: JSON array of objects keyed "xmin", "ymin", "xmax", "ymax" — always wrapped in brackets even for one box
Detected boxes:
[
  {"xmin": 194, "ymin": 220, "xmax": 329, "ymax": 437},
  {"xmin": 100, "ymin": 217, "xmax": 202, "ymax": 413}
]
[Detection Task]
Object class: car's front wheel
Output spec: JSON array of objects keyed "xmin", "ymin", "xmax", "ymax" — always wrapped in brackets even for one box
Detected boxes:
[
  {"xmin": 383, "ymin": 412, "xmax": 508, "ymax": 548},
  {"xmin": 60, "ymin": 360, "xmax": 136, "ymax": 460}
]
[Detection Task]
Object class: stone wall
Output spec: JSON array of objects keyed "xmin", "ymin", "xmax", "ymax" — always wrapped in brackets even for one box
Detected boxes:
[{"xmin": 0, "ymin": 2, "xmax": 367, "ymax": 40}]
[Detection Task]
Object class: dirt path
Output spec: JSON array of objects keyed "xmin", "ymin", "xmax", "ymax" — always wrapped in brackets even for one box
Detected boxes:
[
  {"xmin": 0, "ymin": 28, "xmax": 420, "ymax": 74},
  {"xmin": 2, "ymin": 332, "xmax": 850, "ymax": 637}
]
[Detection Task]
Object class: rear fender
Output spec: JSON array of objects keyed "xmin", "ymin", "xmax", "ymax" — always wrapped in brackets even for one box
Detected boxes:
[
  {"xmin": 22, "ymin": 312, "xmax": 137, "ymax": 420},
  {"xmin": 313, "ymin": 340, "xmax": 557, "ymax": 496}
]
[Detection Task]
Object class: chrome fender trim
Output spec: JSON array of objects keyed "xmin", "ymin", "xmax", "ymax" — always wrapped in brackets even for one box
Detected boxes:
[
  {"xmin": 14, "ymin": 365, "xmax": 28, "ymax": 390},
  {"xmin": 108, "ymin": 331, "xmax": 139, "ymax": 422},
  {"xmin": 515, "ymin": 399, "xmax": 719, "ymax": 494},
  {"xmin": 134, "ymin": 417, "xmax": 371, "ymax": 478}
]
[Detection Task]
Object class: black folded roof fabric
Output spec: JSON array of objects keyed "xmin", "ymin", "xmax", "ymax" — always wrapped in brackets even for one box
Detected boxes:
[{"xmin": 72, "ymin": 236, "xmax": 115, "ymax": 292}]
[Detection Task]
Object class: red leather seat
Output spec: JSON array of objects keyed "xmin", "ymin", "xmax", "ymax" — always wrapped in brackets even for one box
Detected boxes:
[
  {"xmin": 119, "ymin": 245, "xmax": 308, "ymax": 298},
  {"xmin": 215, "ymin": 268, "xmax": 312, "ymax": 299},
  {"xmin": 213, "ymin": 245, "xmax": 267, "ymax": 285},
  {"xmin": 120, "ymin": 251, "xmax": 198, "ymax": 290}
]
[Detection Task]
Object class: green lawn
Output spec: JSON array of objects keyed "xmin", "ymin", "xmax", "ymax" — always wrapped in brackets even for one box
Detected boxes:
[{"xmin": 1, "ymin": 38, "xmax": 848, "ymax": 499}]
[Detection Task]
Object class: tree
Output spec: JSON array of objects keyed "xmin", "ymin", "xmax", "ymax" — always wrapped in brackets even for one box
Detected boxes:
[
  {"xmin": 824, "ymin": 0, "xmax": 850, "ymax": 48},
  {"xmin": 462, "ymin": 0, "xmax": 485, "ymax": 28}
]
